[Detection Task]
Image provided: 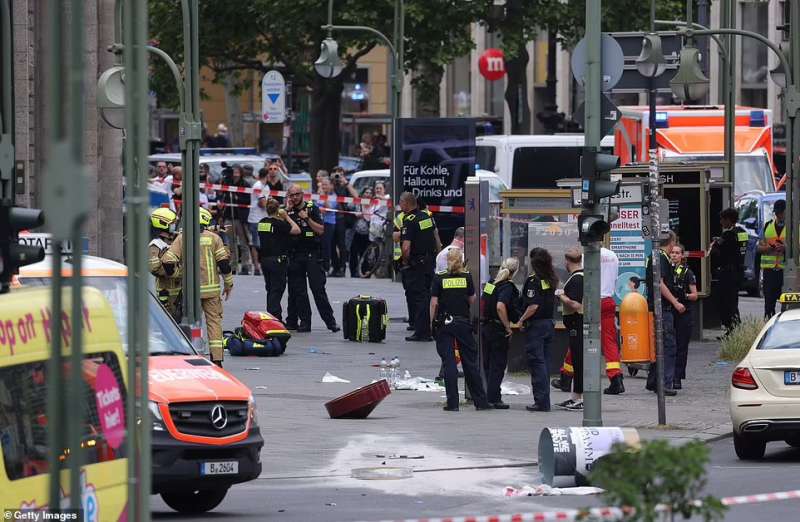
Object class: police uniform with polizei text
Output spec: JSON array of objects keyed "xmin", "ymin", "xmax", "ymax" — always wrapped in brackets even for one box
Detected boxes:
[
  {"xmin": 712, "ymin": 225, "xmax": 747, "ymax": 331},
  {"xmin": 521, "ymin": 273, "xmax": 556, "ymax": 410},
  {"xmin": 258, "ymin": 215, "xmax": 292, "ymax": 322},
  {"xmin": 673, "ymin": 263, "xmax": 696, "ymax": 386},
  {"xmin": 481, "ymin": 279, "xmax": 520, "ymax": 405},
  {"xmin": 402, "ymin": 208, "xmax": 439, "ymax": 338},
  {"xmin": 431, "ymin": 270, "xmax": 489, "ymax": 410},
  {"xmin": 645, "ymin": 248, "xmax": 678, "ymax": 391},
  {"xmin": 285, "ymin": 200, "xmax": 337, "ymax": 330}
]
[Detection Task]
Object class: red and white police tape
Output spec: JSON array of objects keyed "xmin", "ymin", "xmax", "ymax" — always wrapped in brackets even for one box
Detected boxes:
[{"xmin": 354, "ymin": 488, "xmax": 800, "ymax": 522}]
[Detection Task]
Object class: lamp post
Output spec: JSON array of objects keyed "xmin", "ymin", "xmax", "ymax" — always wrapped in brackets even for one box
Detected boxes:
[
  {"xmin": 675, "ymin": 23, "xmax": 800, "ymax": 295},
  {"xmin": 316, "ymin": 0, "xmax": 404, "ymax": 276},
  {"xmin": 636, "ymin": 27, "xmax": 669, "ymax": 425}
]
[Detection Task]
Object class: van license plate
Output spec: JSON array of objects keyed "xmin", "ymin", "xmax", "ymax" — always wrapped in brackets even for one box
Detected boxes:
[
  {"xmin": 201, "ymin": 461, "xmax": 238, "ymax": 475},
  {"xmin": 784, "ymin": 371, "xmax": 800, "ymax": 385}
]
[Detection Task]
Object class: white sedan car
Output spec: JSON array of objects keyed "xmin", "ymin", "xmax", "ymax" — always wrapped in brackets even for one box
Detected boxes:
[{"xmin": 730, "ymin": 305, "xmax": 800, "ymax": 460}]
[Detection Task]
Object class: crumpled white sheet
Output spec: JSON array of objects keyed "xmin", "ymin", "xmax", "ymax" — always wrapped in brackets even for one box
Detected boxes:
[
  {"xmin": 393, "ymin": 376, "xmax": 445, "ymax": 392},
  {"xmin": 321, "ymin": 372, "xmax": 351, "ymax": 383},
  {"xmin": 503, "ymin": 484, "xmax": 604, "ymax": 497},
  {"xmin": 500, "ymin": 381, "xmax": 531, "ymax": 395}
]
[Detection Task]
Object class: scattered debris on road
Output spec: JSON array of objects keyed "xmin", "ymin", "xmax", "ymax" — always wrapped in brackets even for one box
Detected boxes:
[{"xmin": 321, "ymin": 372, "xmax": 351, "ymax": 383}]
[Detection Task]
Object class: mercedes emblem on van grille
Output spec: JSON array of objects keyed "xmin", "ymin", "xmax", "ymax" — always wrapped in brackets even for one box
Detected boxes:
[{"xmin": 210, "ymin": 404, "xmax": 228, "ymax": 430}]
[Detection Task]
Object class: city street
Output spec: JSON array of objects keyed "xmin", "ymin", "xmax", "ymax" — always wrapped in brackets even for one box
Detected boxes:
[{"xmin": 150, "ymin": 276, "xmax": 798, "ymax": 521}]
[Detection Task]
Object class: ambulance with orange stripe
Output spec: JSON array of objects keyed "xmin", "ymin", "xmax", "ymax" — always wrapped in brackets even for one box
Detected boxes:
[
  {"xmin": 15, "ymin": 252, "xmax": 264, "ymax": 514},
  {"xmin": 614, "ymin": 106, "xmax": 777, "ymax": 196}
]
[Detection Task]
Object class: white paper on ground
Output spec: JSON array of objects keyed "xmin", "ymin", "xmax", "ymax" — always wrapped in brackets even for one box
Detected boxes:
[
  {"xmin": 321, "ymin": 372, "xmax": 351, "ymax": 383},
  {"xmin": 393, "ymin": 375, "xmax": 445, "ymax": 392},
  {"xmin": 500, "ymin": 381, "xmax": 531, "ymax": 395},
  {"xmin": 503, "ymin": 484, "xmax": 604, "ymax": 497}
]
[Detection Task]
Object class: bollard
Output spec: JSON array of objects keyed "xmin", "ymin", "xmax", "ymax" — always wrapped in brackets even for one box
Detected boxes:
[{"xmin": 538, "ymin": 427, "xmax": 640, "ymax": 486}]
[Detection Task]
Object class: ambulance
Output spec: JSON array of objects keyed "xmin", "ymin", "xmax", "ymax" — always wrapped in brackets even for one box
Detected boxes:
[
  {"xmin": 614, "ymin": 105, "xmax": 777, "ymax": 196},
  {"xmin": 15, "ymin": 254, "xmax": 264, "ymax": 514},
  {"xmin": 0, "ymin": 286, "xmax": 129, "ymax": 520}
]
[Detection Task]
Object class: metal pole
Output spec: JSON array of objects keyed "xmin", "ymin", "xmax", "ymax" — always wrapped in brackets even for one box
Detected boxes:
[
  {"xmin": 180, "ymin": 0, "xmax": 202, "ymax": 337},
  {"xmin": 783, "ymin": 0, "xmax": 800, "ymax": 294},
  {"xmin": 726, "ymin": 0, "xmax": 736, "ymax": 199},
  {"xmin": 582, "ymin": 0, "xmax": 603, "ymax": 428},
  {"xmin": 0, "ymin": 0, "xmax": 13, "ymax": 199},
  {"xmin": 122, "ymin": 0, "xmax": 151, "ymax": 518}
]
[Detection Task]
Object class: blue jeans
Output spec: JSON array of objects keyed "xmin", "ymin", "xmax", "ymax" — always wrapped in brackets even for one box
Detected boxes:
[{"xmin": 525, "ymin": 319, "xmax": 555, "ymax": 409}]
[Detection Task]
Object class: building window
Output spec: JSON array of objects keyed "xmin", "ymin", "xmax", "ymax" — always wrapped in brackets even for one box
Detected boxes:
[
  {"xmin": 341, "ymin": 68, "xmax": 369, "ymax": 114},
  {"xmin": 740, "ymin": 1, "xmax": 768, "ymax": 107},
  {"xmin": 448, "ymin": 55, "xmax": 471, "ymax": 117}
]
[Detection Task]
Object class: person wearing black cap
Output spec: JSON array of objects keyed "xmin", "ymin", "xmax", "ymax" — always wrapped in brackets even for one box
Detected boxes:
[
  {"xmin": 709, "ymin": 207, "xmax": 748, "ymax": 335},
  {"xmin": 759, "ymin": 199, "xmax": 787, "ymax": 318}
]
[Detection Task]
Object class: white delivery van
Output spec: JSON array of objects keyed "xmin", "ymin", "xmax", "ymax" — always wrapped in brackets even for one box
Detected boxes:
[{"xmin": 476, "ymin": 134, "xmax": 614, "ymax": 189}]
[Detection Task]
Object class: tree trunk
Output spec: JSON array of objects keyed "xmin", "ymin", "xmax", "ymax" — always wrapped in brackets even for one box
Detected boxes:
[
  {"xmin": 223, "ymin": 72, "xmax": 244, "ymax": 147},
  {"xmin": 504, "ymin": 47, "xmax": 531, "ymax": 134},
  {"xmin": 309, "ymin": 75, "xmax": 344, "ymax": 178},
  {"xmin": 413, "ymin": 64, "xmax": 444, "ymax": 117}
]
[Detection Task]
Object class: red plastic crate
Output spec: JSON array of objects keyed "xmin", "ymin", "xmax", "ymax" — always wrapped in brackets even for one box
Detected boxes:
[{"xmin": 324, "ymin": 379, "xmax": 391, "ymax": 419}]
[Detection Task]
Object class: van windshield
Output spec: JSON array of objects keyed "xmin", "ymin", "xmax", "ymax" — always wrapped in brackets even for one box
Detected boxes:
[
  {"xmin": 512, "ymin": 146, "xmax": 582, "ymax": 188},
  {"xmin": 20, "ymin": 277, "xmax": 195, "ymax": 356}
]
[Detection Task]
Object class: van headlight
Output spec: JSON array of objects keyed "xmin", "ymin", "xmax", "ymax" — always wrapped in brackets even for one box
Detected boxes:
[
  {"xmin": 149, "ymin": 401, "xmax": 166, "ymax": 431},
  {"xmin": 248, "ymin": 396, "xmax": 259, "ymax": 428}
]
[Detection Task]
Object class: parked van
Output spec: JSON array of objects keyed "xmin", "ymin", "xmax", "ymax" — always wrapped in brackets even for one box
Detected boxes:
[
  {"xmin": 475, "ymin": 134, "xmax": 615, "ymax": 189},
  {"xmin": 0, "ymin": 286, "xmax": 129, "ymax": 520},
  {"xmin": 16, "ymin": 255, "xmax": 264, "ymax": 514}
]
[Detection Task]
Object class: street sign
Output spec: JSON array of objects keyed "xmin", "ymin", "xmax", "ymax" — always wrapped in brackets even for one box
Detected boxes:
[
  {"xmin": 261, "ymin": 70, "xmax": 286, "ymax": 124},
  {"xmin": 571, "ymin": 34, "xmax": 625, "ymax": 91},
  {"xmin": 574, "ymin": 94, "xmax": 621, "ymax": 138}
]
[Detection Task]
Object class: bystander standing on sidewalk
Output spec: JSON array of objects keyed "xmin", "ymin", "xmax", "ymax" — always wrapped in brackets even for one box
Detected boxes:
[
  {"xmin": 332, "ymin": 166, "xmax": 359, "ymax": 277},
  {"xmin": 220, "ymin": 164, "xmax": 254, "ymax": 274},
  {"xmin": 349, "ymin": 187, "xmax": 373, "ymax": 277},
  {"xmin": 248, "ymin": 168, "xmax": 270, "ymax": 277},
  {"xmin": 319, "ymin": 176, "xmax": 338, "ymax": 273}
]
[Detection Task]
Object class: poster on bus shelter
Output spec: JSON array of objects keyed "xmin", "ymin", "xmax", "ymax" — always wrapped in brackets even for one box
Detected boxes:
[
  {"xmin": 610, "ymin": 204, "xmax": 652, "ymax": 305},
  {"xmin": 395, "ymin": 118, "xmax": 475, "ymax": 242}
]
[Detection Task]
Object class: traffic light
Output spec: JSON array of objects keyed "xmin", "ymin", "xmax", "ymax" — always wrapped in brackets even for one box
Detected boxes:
[
  {"xmin": 0, "ymin": 199, "xmax": 45, "ymax": 293},
  {"xmin": 580, "ymin": 148, "xmax": 620, "ymax": 207},
  {"xmin": 578, "ymin": 213, "xmax": 610, "ymax": 246}
]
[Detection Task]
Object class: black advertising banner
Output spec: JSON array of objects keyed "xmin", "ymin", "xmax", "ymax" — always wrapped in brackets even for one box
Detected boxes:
[{"xmin": 396, "ymin": 118, "xmax": 476, "ymax": 211}]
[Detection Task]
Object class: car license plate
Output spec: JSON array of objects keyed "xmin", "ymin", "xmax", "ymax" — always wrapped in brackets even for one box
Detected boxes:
[
  {"xmin": 200, "ymin": 461, "xmax": 238, "ymax": 475},
  {"xmin": 784, "ymin": 371, "xmax": 800, "ymax": 385}
]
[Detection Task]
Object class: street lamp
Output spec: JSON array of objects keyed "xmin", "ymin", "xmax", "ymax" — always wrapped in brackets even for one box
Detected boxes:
[
  {"xmin": 670, "ymin": 46, "xmax": 710, "ymax": 102},
  {"xmin": 314, "ymin": 37, "xmax": 344, "ymax": 79},
  {"xmin": 636, "ymin": 34, "xmax": 667, "ymax": 79}
]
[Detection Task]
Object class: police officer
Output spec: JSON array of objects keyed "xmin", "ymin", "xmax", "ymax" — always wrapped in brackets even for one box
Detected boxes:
[
  {"xmin": 392, "ymin": 209, "xmax": 413, "ymax": 331},
  {"xmin": 430, "ymin": 247, "xmax": 490, "ymax": 411},
  {"xmin": 670, "ymin": 244, "xmax": 698, "ymax": 390},
  {"xmin": 148, "ymin": 207, "xmax": 182, "ymax": 322},
  {"xmin": 163, "ymin": 207, "xmax": 233, "ymax": 367},
  {"xmin": 284, "ymin": 185, "xmax": 340, "ymax": 333},
  {"xmin": 759, "ymin": 199, "xmax": 786, "ymax": 318},
  {"xmin": 710, "ymin": 207, "xmax": 748, "ymax": 333},
  {"xmin": 258, "ymin": 198, "xmax": 301, "ymax": 322},
  {"xmin": 645, "ymin": 230, "xmax": 682, "ymax": 396},
  {"xmin": 513, "ymin": 248, "xmax": 558, "ymax": 413},
  {"xmin": 481, "ymin": 257, "xmax": 520, "ymax": 409},
  {"xmin": 555, "ymin": 247, "xmax": 584, "ymax": 411},
  {"xmin": 401, "ymin": 192, "xmax": 442, "ymax": 342}
]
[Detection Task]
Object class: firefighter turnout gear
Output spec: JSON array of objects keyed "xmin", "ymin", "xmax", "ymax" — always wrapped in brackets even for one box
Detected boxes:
[
  {"xmin": 163, "ymin": 225, "xmax": 233, "ymax": 364},
  {"xmin": 149, "ymin": 236, "xmax": 182, "ymax": 321}
]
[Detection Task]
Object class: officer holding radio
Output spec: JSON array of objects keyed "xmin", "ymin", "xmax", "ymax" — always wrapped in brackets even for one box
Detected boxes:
[
  {"xmin": 258, "ymin": 198, "xmax": 301, "ymax": 322},
  {"xmin": 430, "ymin": 247, "xmax": 490, "ymax": 412}
]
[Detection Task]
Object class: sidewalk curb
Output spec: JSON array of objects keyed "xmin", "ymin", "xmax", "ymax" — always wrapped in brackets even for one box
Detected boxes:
[{"xmin": 690, "ymin": 423, "xmax": 733, "ymax": 443}]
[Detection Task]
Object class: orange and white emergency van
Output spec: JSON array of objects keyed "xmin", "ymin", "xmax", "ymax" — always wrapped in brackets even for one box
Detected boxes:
[
  {"xmin": 614, "ymin": 105, "xmax": 777, "ymax": 195},
  {"xmin": 16, "ymin": 254, "xmax": 264, "ymax": 514},
  {"xmin": 0, "ymin": 286, "xmax": 129, "ymax": 520}
]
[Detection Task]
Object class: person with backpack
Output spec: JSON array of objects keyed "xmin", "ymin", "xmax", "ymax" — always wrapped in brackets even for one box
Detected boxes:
[{"xmin": 481, "ymin": 257, "xmax": 520, "ymax": 409}]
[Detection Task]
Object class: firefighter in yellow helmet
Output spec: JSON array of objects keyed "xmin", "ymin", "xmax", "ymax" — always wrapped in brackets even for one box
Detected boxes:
[
  {"xmin": 162, "ymin": 207, "xmax": 234, "ymax": 366},
  {"xmin": 149, "ymin": 208, "xmax": 182, "ymax": 321}
]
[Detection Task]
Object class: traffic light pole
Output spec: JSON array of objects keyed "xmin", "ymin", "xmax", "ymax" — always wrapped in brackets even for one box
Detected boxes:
[{"xmin": 582, "ymin": 0, "xmax": 603, "ymax": 428}]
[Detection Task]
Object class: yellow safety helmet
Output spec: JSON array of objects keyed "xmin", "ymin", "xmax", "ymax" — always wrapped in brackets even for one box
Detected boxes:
[
  {"xmin": 151, "ymin": 207, "xmax": 178, "ymax": 231},
  {"xmin": 199, "ymin": 207, "xmax": 213, "ymax": 227}
]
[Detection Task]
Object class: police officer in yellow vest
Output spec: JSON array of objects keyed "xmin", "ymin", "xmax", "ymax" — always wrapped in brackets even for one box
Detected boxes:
[
  {"xmin": 149, "ymin": 207, "xmax": 182, "ymax": 322},
  {"xmin": 162, "ymin": 207, "xmax": 234, "ymax": 367},
  {"xmin": 710, "ymin": 207, "xmax": 749, "ymax": 333},
  {"xmin": 759, "ymin": 199, "xmax": 786, "ymax": 318},
  {"xmin": 430, "ymin": 247, "xmax": 490, "ymax": 411}
]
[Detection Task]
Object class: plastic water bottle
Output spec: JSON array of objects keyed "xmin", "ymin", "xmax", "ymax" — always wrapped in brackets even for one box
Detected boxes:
[
  {"xmin": 390, "ymin": 356, "xmax": 400, "ymax": 386},
  {"xmin": 379, "ymin": 358, "xmax": 388, "ymax": 381}
]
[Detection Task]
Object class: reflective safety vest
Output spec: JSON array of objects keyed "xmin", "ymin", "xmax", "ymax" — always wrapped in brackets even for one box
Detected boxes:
[
  {"xmin": 734, "ymin": 225, "xmax": 749, "ymax": 259},
  {"xmin": 393, "ymin": 211, "xmax": 405, "ymax": 261},
  {"xmin": 761, "ymin": 220, "xmax": 786, "ymax": 270}
]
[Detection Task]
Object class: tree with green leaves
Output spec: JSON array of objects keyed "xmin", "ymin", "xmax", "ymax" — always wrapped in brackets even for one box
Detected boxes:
[{"xmin": 148, "ymin": 0, "xmax": 478, "ymax": 175}]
